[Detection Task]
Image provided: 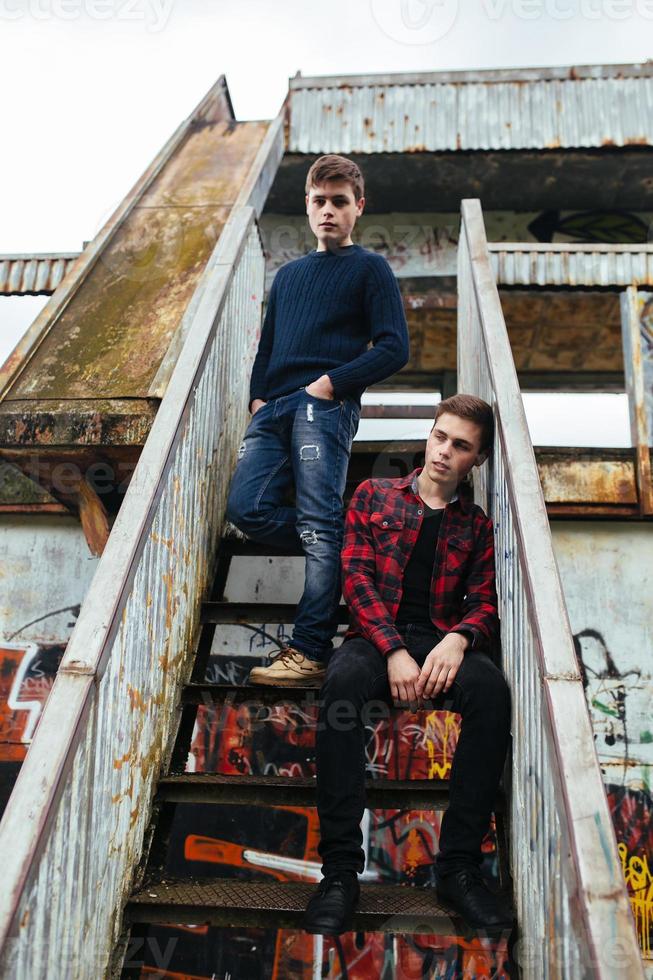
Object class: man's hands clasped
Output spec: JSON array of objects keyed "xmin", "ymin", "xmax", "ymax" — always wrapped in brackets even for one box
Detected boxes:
[{"xmin": 387, "ymin": 633, "xmax": 469, "ymax": 711}]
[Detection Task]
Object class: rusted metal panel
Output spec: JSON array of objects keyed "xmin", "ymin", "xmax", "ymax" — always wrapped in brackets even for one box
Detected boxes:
[
  {"xmin": 0, "ymin": 209, "xmax": 264, "ymax": 977},
  {"xmin": 490, "ymin": 244, "xmax": 653, "ymax": 287},
  {"xmin": 537, "ymin": 451, "xmax": 637, "ymax": 505},
  {"xmin": 4, "ymin": 202, "xmax": 233, "ymax": 401},
  {"xmin": 0, "ymin": 399, "xmax": 157, "ymax": 445},
  {"xmin": 457, "ymin": 199, "xmax": 643, "ymax": 977},
  {"xmin": 621, "ymin": 288, "xmax": 653, "ymax": 514},
  {"xmin": 0, "ymin": 255, "xmax": 79, "ymax": 297},
  {"xmin": 288, "ymin": 65, "xmax": 653, "ymax": 154},
  {"xmin": 0, "ymin": 123, "xmax": 270, "ymax": 409},
  {"xmin": 0, "ymin": 75, "xmax": 235, "ymax": 404}
]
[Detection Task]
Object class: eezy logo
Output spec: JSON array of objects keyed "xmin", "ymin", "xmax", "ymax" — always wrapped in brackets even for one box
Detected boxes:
[{"xmin": 370, "ymin": 0, "xmax": 460, "ymax": 44}]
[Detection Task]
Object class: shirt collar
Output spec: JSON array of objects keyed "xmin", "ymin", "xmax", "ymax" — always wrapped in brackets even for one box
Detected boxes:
[{"xmin": 400, "ymin": 467, "xmax": 472, "ymax": 514}]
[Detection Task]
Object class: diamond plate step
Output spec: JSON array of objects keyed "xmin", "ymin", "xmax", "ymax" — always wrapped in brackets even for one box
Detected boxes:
[
  {"xmin": 126, "ymin": 878, "xmax": 493, "ymax": 935},
  {"xmin": 201, "ymin": 602, "xmax": 350, "ymax": 624},
  {"xmin": 156, "ymin": 773, "xmax": 455, "ymax": 809}
]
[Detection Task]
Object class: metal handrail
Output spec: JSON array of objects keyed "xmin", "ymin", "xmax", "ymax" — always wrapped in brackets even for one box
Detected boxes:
[
  {"xmin": 0, "ymin": 206, "xmax": 264, "ymax": 978},
  {"xmin": 458, "ymin": 199, "xmax": 643, "ymax": 978}
]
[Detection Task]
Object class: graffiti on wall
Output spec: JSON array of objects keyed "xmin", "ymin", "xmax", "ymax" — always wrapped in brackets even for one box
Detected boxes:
[
  {"xmin": 573, "ymin": 627, "xmax": 652, "ymax": 958},
  {"xmin": 259, "ymin": 209, "xmax": 653, "ymax": 285},
  {"xmin": 0, "ymin": 640, "xmax": 66, "ymax": 815},
  {"xmin": 125, "ymin": 643, "xmax": 505, "ymax": 978}
]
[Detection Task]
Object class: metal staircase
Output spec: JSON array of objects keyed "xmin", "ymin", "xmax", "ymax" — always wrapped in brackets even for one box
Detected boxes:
[
  {"xmin": 121, "ymin": 533, "xmax": 513, "ymax": 959},
  {"xmin": 0, "ymin": 196, "xmax": 644, "ymax": 978}
]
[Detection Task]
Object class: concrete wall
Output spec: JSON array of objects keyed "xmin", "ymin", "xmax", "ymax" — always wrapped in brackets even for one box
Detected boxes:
[
  {"xmin": 552, "ymin": 521, "xmax": 653, "ymax": 962},
  {"xmin": 0, "ymin": 516, "xmax": 99, "ymax": 805}
]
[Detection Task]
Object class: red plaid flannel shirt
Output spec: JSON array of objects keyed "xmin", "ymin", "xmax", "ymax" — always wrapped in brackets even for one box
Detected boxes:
[{"xmin": 341, "ymin": 468, "xmax": 499, "ymax": 656}]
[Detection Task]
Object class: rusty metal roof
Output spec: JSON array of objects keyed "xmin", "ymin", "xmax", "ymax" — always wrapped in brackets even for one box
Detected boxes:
[
  {"xmin": 0, "ymin": 254, "xmax": 79, "ymax": 296},
  {"xmin": 288, "ymin": 62, "xmax": 653, "ymax": 153}
]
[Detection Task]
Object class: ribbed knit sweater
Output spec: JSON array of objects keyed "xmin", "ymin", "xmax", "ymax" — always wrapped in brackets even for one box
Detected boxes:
[{"xmin": 249, "ymin": 244, "xmax": 409, "ymax": 406}]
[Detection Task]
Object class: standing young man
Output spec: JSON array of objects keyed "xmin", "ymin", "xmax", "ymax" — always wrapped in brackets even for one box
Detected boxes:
[
  {"xmin": 303, "ymin": 395, "xmax": 514, "ymax": 935},
  {"xmin": 226, "ymin": 155, "xmax": 409, "ymax": 686}
]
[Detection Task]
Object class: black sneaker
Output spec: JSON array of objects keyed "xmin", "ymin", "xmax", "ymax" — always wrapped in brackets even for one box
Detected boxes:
[
  {"xmin": 436, "ymin": 866, "xmax": 515, "ymax": 935},
  {"xmin": 303, "ymin": 872, "xmax": 360, "ymax": 935}
]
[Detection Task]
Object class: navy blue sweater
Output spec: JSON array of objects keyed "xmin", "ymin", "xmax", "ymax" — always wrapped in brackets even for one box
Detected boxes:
[{"xmin": 249, "ymin": 244, "xmax": 409, "ymax": 406}]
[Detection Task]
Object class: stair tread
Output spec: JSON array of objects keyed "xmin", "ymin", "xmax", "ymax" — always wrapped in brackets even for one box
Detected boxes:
[
  {"xmin": 219, "ymin": 539, "xmax": 302, "ymax": 557},
  {"xmin": 129, "ymin": 878, "xmax": 447, "ymax": 914},
  {"xmin": 201, "ymin": 601, "xmax": 350, "ymax": 624},
  {"xmin": 155, "ymin": 771, "xmax": 505, "ymax": 811},
  {"xmin": 126, "ymin": 877, "xmax": 511, "ymax": 934},
  {"xmin": 182, "ymin": 682, "xmax": 324, "ymax": 703},
  {"xmin": 160, "ymin": 773, "xmax": 448, "ymax": 790}
]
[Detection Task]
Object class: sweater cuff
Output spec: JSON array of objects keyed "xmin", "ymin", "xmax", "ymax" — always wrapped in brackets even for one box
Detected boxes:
[{"xmin": 325, "ymin": 367, "xmax": 353, "ymax": 400}]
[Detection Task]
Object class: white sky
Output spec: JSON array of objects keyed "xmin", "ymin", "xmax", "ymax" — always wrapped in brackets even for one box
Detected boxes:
[{"xmin": 0, "ymin": 0, "xmax": 646, "ymax": 444}]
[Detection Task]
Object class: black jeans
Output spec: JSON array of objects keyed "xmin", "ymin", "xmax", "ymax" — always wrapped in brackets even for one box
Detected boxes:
[{"xmin": 315, "ymin": 624, "xmax": 511, "ymax": 877}]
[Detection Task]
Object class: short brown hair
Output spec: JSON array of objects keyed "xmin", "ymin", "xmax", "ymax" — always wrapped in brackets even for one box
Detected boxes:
[
  {"xmin": 434, "ymin": 394, "xmax": 494, "ymax": 454},
  {"xmin": 305, "ymin": 154, "xmax": 365, "ymax": 201}
]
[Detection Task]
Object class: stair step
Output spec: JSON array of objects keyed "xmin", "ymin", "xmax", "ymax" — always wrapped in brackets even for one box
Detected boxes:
[
  {"xmin": 157, "ymin": 773, "xmax": 453, "ymax": 809},
  {"xmin": 181, "ymin": 682, "xmax": 324, "ymax": 704},
  {"xmin": 219, "ymin": 538, "xmax": 302, "ymax": 558},
  {"xmin": 126, "ymin": 878, "xmax": 477, "ymax": 934},
  {"xmin": 201, "ymin": 602, "xmax": 349, "ymax": 624}
]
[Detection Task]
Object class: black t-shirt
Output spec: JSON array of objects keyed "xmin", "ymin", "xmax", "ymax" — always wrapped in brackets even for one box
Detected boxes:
[{"xmin": 395, "ymin": 504, "xmax": 445, "ymax": 628}]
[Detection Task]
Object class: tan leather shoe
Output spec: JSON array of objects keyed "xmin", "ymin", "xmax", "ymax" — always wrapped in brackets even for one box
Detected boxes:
[{"xmin": 248, "ymin": 647, "xmax": 326, "ymax": 687}]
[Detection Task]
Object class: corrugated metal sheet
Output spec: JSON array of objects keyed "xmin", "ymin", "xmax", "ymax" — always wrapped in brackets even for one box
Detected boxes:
[
  {"xmin": 489, "ymin": 244, "xmax": 653, "ymax": 285},
  {"xmin": 0, "ymin": 254, "xmax": 79, "ymax": 296},
  {"xmin": 288, "ymin": 65, "xmax": 653, "ymax": 153}
]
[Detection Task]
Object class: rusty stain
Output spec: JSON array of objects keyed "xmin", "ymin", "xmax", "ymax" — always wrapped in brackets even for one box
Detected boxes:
[
  {"xmin": 127, "ymin": 685, "xmax": 147, "ymax": 713},
  {"xmin": 151, "ymin": 532, "xmax": 174, "ymax": 549},
  {"xmin": 537, "ymin": 456, "xmax": 637, "ymax": 505}
]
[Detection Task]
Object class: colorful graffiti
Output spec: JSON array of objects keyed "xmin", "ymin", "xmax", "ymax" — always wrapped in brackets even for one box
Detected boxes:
[
  {"xmin": 610, "ymin": 786, "xmax": 653, "ymax": 958},
  {"xmin": 0, "ymin": 641, "xmax": 65, "ymax": 816},
  {"xmin": 131, "ymin": 926, "xmax": 512, "ymax": 979},
  {"xmin": 122, "ymin": 646, "xmax": 506, "ymax": 979}
]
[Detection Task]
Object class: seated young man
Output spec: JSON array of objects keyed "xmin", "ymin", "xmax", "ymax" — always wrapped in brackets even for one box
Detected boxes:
[{"xmin": 303, "ymin": 394, "xmax": 513, "ymax": 936}]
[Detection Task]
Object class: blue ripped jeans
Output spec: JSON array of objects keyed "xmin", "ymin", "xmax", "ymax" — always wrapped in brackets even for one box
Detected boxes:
[{"xmin": 225, "ymin": 388, "xmax": 360, "ymax": 662}]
